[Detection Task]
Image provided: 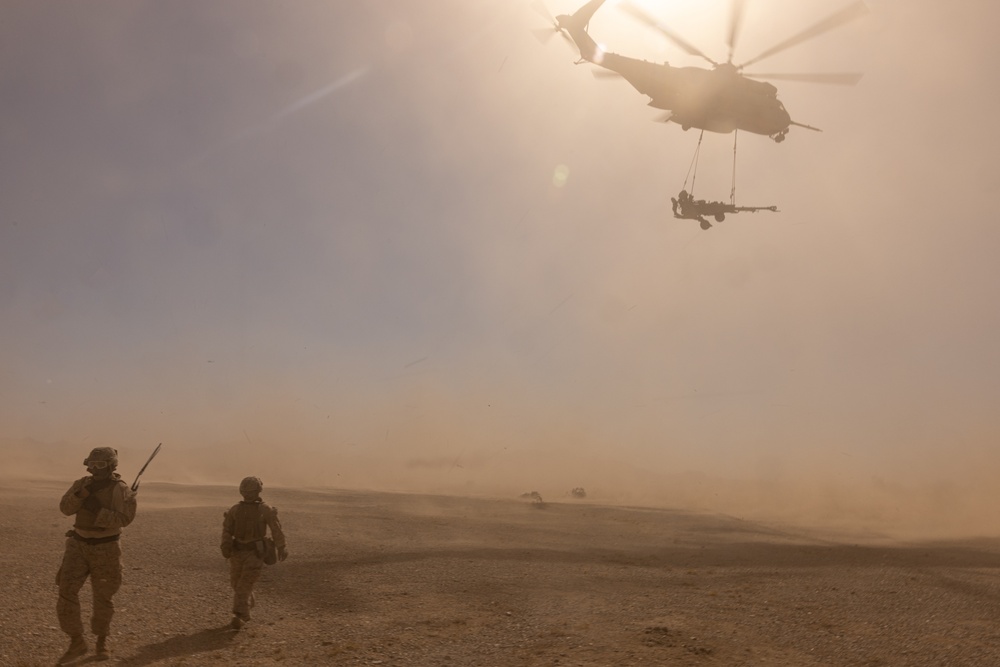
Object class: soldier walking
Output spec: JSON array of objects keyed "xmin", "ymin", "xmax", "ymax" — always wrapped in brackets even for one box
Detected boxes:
[
  {"xmin": 221, "ymin": 476, "xmax": 287, "ymax": 629},
  {"xmin": 56, "ymin": 447, "xmax": 138, "ymax": 663}
]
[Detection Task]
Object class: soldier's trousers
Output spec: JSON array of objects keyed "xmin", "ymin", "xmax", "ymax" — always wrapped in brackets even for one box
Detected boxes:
[
  {"xmin": 56, "ymin": 537, "xmax": 123, "ymax": 637},
  {"xmin": 229, "ymin": 550, "xmax": 263, "ymax": 620}
]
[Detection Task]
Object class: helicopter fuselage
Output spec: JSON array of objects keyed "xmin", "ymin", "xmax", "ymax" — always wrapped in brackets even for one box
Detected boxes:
[{"xmin": 602, "ymin": 54, "xmax": 791, "ymax": 138}]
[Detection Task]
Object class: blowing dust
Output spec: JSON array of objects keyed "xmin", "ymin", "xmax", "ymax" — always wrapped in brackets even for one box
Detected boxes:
[{"xmin": 6, "ymin": 431, "xmax": 999, "ymax": 542}]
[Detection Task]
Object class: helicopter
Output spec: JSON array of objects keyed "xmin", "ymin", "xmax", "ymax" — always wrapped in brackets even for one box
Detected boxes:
[{"xmin": 536, "ymin": 0, "xmax": 867, "ymax": 142}]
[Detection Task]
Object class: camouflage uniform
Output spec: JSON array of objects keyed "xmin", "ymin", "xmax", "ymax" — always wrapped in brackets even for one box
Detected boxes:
[
  {"xmin": 221, "ymin": 477, "xmax": 287, "ymax": 627},
  {"xmin": 56, "ymin": 447, "xmax": 137, "ymax": 661}
]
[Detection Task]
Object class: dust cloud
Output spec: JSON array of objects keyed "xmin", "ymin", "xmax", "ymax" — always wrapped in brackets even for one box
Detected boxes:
[{"xmin": 6, "ymin": 425, "xmax": 999, "ymax": 541}]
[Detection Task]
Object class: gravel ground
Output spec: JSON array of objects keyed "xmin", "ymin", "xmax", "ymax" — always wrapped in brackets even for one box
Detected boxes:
[{"xmin": 2, "ymin": 481, "xmax": 999, "ymax": 666}]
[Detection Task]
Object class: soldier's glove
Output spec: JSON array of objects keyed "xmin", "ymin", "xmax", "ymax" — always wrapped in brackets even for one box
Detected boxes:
[
  {"xmin": 82, "ymin": 494, "xmax": 104, "ymax": 514},
  {"xmin": 278, "ymin": 546, "xmax": 288, "ymax": 562},
  {"xmin": 221, "ymin": 545, "xmax": 233, "ymax": 559},
  {"xmin": 74, "ymin": 478, "xmax": 91, "ymax": 498}
]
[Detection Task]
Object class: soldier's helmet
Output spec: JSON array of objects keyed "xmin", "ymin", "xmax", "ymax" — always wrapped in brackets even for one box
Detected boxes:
[
  {"xmin": 84, "ymin": 447, "xmax": 119, "ymax": 470},
  {"xmin": 239, "ymin": 476, "xmax": 263, "ymax": 498}
]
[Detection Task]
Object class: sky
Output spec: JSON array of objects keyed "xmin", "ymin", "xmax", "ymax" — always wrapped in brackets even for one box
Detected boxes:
[{"xmin": 3, "ymin": 0, "xmax": 1000, "ymax": 535}]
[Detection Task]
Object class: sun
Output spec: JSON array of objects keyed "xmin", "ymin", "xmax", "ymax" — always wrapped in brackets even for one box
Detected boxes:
[
  {"xmin": 589, "ymin": 0, "xmax": 737, "ymax": 66},
  {"xmin": 573, "ymin": 0, "xmax": 865, "ymax": 76}
]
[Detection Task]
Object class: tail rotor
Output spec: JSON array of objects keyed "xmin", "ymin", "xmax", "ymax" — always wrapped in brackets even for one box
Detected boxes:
[{"xmin": 531, "ymin": 0, "xmax": 573, "ymax": 47}]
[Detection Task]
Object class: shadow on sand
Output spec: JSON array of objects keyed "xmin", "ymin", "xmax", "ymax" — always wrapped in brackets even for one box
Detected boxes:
[{"xmin": 116, "ymin": 625, "xmax": 236, "ymax": 666}]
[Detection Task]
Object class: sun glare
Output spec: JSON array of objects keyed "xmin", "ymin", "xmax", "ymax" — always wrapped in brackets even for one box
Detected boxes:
[
  {"xmin": 552, "ymin": 164, "xmax": 570, "ymax": 187},
  {"xmin": 578, "ymin": 0, "xmax": 859, "ymax": 73},
  {"xmin": 592, "ymin": 0, "xmax": 732, "ymax": 65}
]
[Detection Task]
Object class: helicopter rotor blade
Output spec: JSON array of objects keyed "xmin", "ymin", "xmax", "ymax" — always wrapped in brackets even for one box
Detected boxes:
[
  {"xmin": 530, "ymin": 1, "xmax": 574, "ymax": 48},
  {"xmin": 532, "ymin": 27, "xmax": 555, "ymax": 44},
  {"xmin": 738, "ymin": 1, "xmax": 869, "ymax": 69},
  {"xmin": 727, "ymin": 0, "xmax": 746, "ymax": 64},
  {"xmin": 533, "ymin": 27, "xmax": 573, "ymax": 46},
  {"xmin": 745, "ymin": 71, "xmax": 864, "ymax": 85},
  {"xmin": 619, "ymin": 2, "xmax": 718, "ymax": 66},
  {"xmin": 530, "ymin": 0, "xmax": 556, "ymax": 24}
]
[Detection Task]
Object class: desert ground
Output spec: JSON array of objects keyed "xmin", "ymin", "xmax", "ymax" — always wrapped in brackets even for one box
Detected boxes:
[{"xmin": 2, "ymin": 481, "xmax": 999, "ymax": 667}]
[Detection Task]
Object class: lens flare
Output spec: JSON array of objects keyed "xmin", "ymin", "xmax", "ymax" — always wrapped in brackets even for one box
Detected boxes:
[{"xmin": 552, "ymin": 164, "xmax": 570, "ymax": 187}]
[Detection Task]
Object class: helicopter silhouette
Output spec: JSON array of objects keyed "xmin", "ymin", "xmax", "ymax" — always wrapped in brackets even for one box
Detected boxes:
[{"xmin": 536, "ymin": 0, "xmax": 867, "ymax": 142}]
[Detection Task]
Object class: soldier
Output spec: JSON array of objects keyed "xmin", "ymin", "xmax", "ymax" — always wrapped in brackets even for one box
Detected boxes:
[
  {"xmin": 221, "ymin": 476, "xmax": 287, "ymax": 629},
  {"xmin": 671, "ymin": 189, "xmax": 713, "ymax": 229},
  {"xmin": 56, "ymin": 446, "xmax": 138, "ymax": 663}
]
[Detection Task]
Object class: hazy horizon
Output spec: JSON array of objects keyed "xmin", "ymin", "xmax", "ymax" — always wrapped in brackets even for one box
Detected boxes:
[{"xmin": 4, "ymin": 0, "xmax": 1000, "ymax": 539}]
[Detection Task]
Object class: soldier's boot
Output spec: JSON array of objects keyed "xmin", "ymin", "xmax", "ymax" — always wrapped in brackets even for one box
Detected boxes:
[
  {"xmin": 57, "ymin": 634, "xmax": 87, "ymax": 664},
  {"xmin": 95, "ymin": 635, "xmax": 110, "ymax": 660},
  {"xmin": 229, "ymin": 615, "xmax": 243, "ymax": 630}
]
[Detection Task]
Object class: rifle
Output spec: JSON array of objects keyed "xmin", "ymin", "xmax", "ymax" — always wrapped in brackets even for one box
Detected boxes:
[{"xmin": 131, "ymin": 443, "xmax": 162, "ymax": 492}]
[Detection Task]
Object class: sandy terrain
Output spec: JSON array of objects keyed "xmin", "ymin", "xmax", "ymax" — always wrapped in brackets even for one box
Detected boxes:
[{"xmin": 2, "ymin": 481, "xmax": 999, "ymax": 666}]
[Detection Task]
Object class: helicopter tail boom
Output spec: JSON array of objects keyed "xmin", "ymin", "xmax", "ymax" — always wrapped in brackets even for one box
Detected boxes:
[{"xmin": 555, "ymin": 0, "xmax": 608, "ymax": 64}]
